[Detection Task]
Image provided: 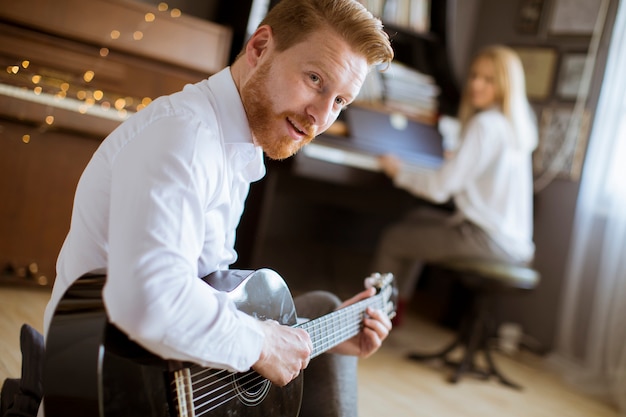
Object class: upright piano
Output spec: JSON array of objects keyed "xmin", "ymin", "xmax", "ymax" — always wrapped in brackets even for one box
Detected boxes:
[{"xmin": 235, "ymin": 104, "xmax": 451, "ymax": 297}]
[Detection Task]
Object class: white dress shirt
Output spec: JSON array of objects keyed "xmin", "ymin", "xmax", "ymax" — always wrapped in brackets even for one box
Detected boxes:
[
  {"xmin": 393, "ymin": 108, "xmax": 535, "ymax": 262},
  {"xmin": 43, "ymin": 68, "xmax": 267, "ymax": 373}
]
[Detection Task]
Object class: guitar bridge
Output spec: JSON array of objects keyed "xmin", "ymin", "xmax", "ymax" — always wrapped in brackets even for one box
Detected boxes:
[{"xmin": 172, "ymin": 367, "xmax": 195, "ymax": 417}]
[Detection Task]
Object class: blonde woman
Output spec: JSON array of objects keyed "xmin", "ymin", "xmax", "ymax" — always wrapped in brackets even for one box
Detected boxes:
[{"xmin": 373, "ymin": 45, "xmax": 538, "ymax": 323}]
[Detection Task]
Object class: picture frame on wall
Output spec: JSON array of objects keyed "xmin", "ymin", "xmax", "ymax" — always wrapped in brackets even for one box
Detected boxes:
[
  {"xmin": 513, "ymin": 46, "xmax": 558, "ymax": 101},
  {"xmin": 556, "ymin": 52, "xmax": 587, "ymax": 100},
  {"xmin": 516, "ymin": 0, "xmax": 546, "ymax": 35},
  {"xmin": 548, "ymin": 0, "xmax": 602, "ymax": 36},
  {"xmin": 533, "ymin": 106, "xmax": 591, "ymax": 181}
]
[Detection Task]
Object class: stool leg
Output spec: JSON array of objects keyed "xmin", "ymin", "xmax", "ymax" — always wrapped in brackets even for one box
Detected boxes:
[
  {"xmin": 407, "ymin": 310, "xmax": 473, "ymax": 363},
  {"xmin": 407, "ymin": 288, "xmax": 523, "ymax": 389},
  {"xmin": 482, "ymin": 339, "xmax": 522, "ymax": 389},
  {"xmin": 449, "ymin": 303, "xmax": 484, "ymax": 383},
  {"xmin": 478, "ymin": 296, "xmax": 523, "ymax": 389}
]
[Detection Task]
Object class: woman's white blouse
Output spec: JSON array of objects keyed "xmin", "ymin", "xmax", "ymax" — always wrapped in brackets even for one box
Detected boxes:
[{"xmin": 394, "ymin": 108, "xmax": 535, "ymax": 262}]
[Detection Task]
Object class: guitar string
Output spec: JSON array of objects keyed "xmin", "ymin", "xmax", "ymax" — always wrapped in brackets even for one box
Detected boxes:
[
  {"xmin": 180, "ymin": 293, "xmax": 384, "ymax": 391},
  {"xmin": 187, "ymin": 367, "xmax": 239, "ymax": 404},
  {"xmin": 173, "ymin": 292, "xmax": 391, "ymax": 413},
  {"xmin": 186, "ymin": 324, "xmax": 380, "ymax": 410},
  {"xmin": 189, "ymin": 366, "xmax": 233, "ymax": 393},
  {"xmin": 193, "ymin": 374, "xmax": 269, "ymax": 415},
  {"xmin": 181, "ymin": 296, "xmax": 386, "ymax": 412},
  {"xmin": 182, "ymin": 320, "xmax": 369, "ymax": 414},
  {"xmin": 300, "ymin": 295, "xmax": 386, "ymax": 358},
  {"xmin": 185, "ymin": 319, "xmax": 370, "ymax": 413},
  {"xmin": 170, "ymin": 311, "xmax": 362, "ymax": 406},
  {"xmin": 172, "ymin": 365, "xmax": 267, "ymax": 414},
  {"xmin": 185, "ymin": 294, "xmax": 383, "ymax": 395}
]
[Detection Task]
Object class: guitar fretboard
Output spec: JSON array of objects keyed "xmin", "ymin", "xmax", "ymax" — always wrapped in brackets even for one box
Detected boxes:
[{"xmin": 296, "ymin": 293, "xmax": 385, "ymax": 359}]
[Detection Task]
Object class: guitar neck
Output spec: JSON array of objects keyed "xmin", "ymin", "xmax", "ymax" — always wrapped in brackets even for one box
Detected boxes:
[{"xmin": 296, "ymin": 293, "xmax": 385, "ymax": 359}]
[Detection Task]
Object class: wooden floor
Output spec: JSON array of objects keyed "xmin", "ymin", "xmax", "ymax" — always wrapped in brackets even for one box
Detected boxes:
[{"xmin": 0, "ymin": 285, "xmax": 619, "ymax": 417}]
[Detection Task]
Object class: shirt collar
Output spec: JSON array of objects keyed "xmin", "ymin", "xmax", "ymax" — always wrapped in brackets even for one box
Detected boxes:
[{"xmin": 207, "ymin": 68, "xmax": 265, "ymax": 182}]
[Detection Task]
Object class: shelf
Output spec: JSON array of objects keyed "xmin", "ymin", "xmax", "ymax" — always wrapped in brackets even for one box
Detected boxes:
[{"xmin": 383, "ymin": 22, "xmax": 440, "ymax": 44}]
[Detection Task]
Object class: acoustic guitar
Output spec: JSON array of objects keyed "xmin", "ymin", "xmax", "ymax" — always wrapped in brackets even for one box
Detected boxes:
[{"xmin": 43, "ymin": 268, "xmax": 396, "ymax": 417}]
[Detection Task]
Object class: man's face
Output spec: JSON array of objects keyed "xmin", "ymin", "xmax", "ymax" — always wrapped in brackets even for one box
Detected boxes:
[{"xmin": 241, "ymin": 28, "xmax": 368, "ymax": 160}]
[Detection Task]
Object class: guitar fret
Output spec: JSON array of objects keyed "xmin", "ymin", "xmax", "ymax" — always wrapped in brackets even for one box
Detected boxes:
[{"xmin": 299, "ymin": 294, "xmax": 386, "ymax": 359}]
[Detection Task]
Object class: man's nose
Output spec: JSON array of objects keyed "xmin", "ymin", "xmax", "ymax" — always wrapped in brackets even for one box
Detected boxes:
[{"xmin": 307, "ymin": 96, "xmax": 336, "ymax": 128}]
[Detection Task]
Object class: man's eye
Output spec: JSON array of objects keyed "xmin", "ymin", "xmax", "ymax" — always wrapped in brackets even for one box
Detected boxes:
[
  {"xmin": 335, "ymin": 97, "xmax": 346, "ymax": 107},
  {"xmin": 309, "ymin": 74, "xmax": 321, "ymax": 84}
]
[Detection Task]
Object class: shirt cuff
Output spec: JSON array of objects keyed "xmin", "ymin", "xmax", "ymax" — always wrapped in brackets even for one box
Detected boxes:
[{"xmin": 229, "ymin": 310, "xmax": 266, "ymax": 372}]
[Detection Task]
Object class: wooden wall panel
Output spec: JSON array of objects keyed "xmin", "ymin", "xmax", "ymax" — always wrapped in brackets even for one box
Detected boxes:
[{"xmin": 0, "ymin": 120, "xmax": 100, "ymax": 285}]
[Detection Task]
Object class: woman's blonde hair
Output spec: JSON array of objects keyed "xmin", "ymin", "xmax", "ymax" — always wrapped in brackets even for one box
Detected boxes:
[
  {"xmin": 458, "ymin": 45, "xmax": 538, "ymax": 151},
  {"xmin": 252, "ymin": 0, "xmax": 394, "ymax": 68}
]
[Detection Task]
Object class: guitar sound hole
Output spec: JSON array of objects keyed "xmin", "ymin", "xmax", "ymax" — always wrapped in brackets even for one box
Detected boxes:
[{"xmin": 232, "ymin": 370, "xmax": 271, "ymax": 406}]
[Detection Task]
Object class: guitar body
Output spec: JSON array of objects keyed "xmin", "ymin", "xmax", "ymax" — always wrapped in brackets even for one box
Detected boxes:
[{"xmin": 43, "ymin": 269, "xmax": 303, "ymax": 417}]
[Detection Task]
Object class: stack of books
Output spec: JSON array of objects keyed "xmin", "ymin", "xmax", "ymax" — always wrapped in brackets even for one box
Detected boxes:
[
  {"xmin": 357, "ymin": 0, "xmax": 431, "ymax": 33},
  {"xmin": 383, "ymin": 61, "xmax": 439, "ymax": 123},
  {"xmin": 356, "ymin": 61, "xmax": 440, "ymax": 124}
]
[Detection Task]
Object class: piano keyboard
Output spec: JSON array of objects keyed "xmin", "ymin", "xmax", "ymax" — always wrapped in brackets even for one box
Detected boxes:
[{"xmin": 301, "ymin": 142, "xmax": 438, "ymax": 174}]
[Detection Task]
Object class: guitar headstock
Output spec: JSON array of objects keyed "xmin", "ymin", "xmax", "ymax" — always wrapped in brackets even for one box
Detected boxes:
[{"xmin": 364, "ymin": 272, "xmax": 398, "ymax": 320}]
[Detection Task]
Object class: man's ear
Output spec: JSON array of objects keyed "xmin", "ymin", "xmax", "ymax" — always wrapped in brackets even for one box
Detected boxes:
[{"xmin": 245, "ymin": 25, "xmax": 273, "ymax": 68}]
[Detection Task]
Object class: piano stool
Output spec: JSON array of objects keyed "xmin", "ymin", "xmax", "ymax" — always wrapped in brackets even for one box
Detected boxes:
[{"xmin": 407, "ymin": 257, "xmax": 540, "ymax": 389}]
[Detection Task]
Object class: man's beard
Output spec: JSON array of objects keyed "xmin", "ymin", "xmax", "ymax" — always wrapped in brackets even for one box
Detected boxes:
[{"xmin": 241, "ymin": 61, "xmax": 316, "ymax": 160}]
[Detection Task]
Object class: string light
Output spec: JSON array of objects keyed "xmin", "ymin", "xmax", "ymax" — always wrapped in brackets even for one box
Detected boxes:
[
  {"xmin": 2, "ymin": 63, "xmax": 147, "ymax": 116},
  {"xmin": 0, "ymin": 5, "xmax": 185, "ymax": 282},
  {"xmin": 114, "ymin": 98, "xmax": 126, "ymax": 110},
  {"xmin": 83, "ymin": 70, "xmax": 95, "ymax": 82},
  {"xmin": 0, "ymin": 12, "xmax": 161, "ymax": 130}
]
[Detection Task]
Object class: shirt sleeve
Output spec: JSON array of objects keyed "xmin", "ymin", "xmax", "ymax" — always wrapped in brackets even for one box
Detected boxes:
[
  {"xmin": 393, "ymin": 114, "xmax": 502, "ymax": 203},
  {"xmin": 103, "ymin": 115, "xmax": 265, "ymax": 372}
]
